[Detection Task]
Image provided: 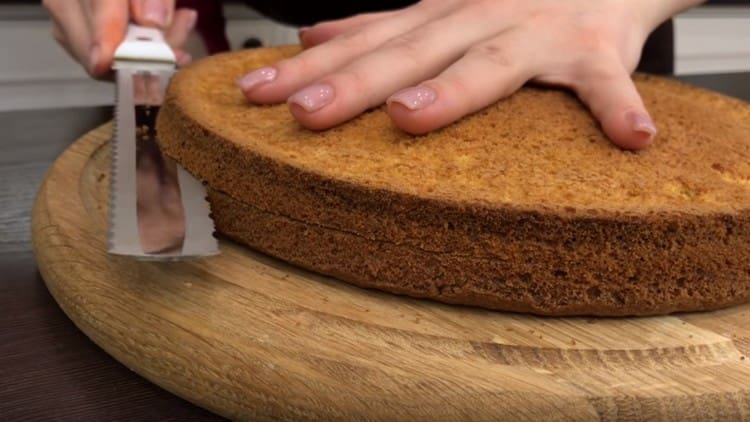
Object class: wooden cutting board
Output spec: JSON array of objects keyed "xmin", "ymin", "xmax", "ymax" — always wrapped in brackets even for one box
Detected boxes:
[{"xmin": 32, "ymin": 124, "xmax": 750, "ymax": 421}]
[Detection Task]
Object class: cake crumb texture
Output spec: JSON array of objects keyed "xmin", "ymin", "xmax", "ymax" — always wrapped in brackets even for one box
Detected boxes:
[{"xmin": 157, "ymin": 46, "xmax": 750, "ymax": 316}]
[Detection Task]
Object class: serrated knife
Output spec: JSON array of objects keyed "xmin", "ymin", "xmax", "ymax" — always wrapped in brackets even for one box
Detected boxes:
[{"xmin": 109, "ymin": 24, "xmax": 218, "ymax": 259}]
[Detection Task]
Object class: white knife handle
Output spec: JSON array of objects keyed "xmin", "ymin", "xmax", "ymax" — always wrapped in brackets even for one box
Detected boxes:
[{"xmin": 113, "ymin": 24, "xmax": 175, "ymax": 64}]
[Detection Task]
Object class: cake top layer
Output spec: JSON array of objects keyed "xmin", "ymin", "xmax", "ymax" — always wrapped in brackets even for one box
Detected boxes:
[{"xmin": 168, "ymin": 46, "xmax": 750, "ymax": 215}]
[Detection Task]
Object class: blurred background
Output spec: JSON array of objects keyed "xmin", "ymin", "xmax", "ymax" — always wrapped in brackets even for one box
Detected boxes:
[{"xmin": 0, "ymin": 0, "xmax": 748, "ymax": 112}]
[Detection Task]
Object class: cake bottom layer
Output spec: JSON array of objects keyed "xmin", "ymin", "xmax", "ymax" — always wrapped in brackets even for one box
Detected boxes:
[{"xmin": 208, "ymin": 190, "xmax": 750, "ymax": 316}]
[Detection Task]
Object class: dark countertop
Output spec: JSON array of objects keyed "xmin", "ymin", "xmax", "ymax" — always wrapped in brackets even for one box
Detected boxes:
[
  {"xmin": 0, "ymin": 107, "xmax": 223, "ymax": 421},
  {"xmin": 1, "ymin": 72, "xmax": 749, "ymax": 421}
]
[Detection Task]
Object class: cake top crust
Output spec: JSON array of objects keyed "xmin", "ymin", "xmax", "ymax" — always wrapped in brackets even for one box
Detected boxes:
[{"xmin": 167, "ymin": 46, "xmax": 750, "ymax": 215}]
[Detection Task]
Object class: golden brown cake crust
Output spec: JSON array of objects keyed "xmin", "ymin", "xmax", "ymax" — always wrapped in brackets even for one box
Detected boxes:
[{"xmin": 157, "ymin": 46, "xmax": 750, "ymax": 316}]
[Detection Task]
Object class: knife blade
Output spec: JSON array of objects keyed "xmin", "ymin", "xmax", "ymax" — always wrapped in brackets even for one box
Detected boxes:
[{"xmin": 109, "ymin": 24, "xmax": 218, "ymax": 259}]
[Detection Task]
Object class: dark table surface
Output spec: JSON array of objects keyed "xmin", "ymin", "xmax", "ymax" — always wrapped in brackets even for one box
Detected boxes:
[{"xmin": 2, "ymin": 72, "xmax": 749, "ymax": 421}]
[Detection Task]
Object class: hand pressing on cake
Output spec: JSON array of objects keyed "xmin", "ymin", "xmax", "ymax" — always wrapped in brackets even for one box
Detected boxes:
[
  {"xmin": 238, "ymin": 0, "xmax": 704, "ymax": 150},
  {"xmin": 43, "ymin": 0, "xmax": 197, "ymax": 78}
]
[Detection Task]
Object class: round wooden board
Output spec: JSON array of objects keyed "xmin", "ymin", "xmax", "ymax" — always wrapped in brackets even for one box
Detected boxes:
[{"xmin": 32, "ymin": 124, "xmax": 750, "ymax": 421}]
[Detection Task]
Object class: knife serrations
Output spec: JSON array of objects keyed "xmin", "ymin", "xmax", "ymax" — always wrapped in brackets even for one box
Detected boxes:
[
  {"xmin": 109, "ymin": 69, "xmax": 141, "ymax": 256},
  {"xmin": 108, "ymin": 25, "xmax": 218, "ymax": 259},
  {"xmin": 107, "ymin": 76, "xmax": 121, "ymax": 254},
  {"xmin": 178, "ymin": 166, "xmax": 218, "ymax": 256}
]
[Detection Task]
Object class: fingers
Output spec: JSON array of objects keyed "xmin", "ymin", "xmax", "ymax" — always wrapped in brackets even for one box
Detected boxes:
[
  {"xmin": 165, "ymin": 8, "xmax": 198, "ymax": 67},
  {"xmin": 44, "ymin": 1, "xmax": 93, "ymax": 72},
  {"xmin": 571, "ymin": 59, "xmax": 656, "ymax": 150},
  {"xmin": 86, "ymin": 0, "xmax": 186, "ymax": 75},
  {"xmin": 164, "ymin": 8, "xmax": 197, "ymax": 47},
  {"xmin": 43, "ymin": 0, "xmax": 129, "ymax": 78},
  {"xmin": 130, "ymin": 0, "xmax": 175, "ymax": 28},
  {"xmin": 299, "ymin": 11, "xmax": 399, "ymax": 49},
  {"xmin": 84, "ymin": 0, "xmax": 129, "ymax": 77},
  {"xmin": 172, "ymin": 48, "xmax": 192, "ymax": 68},
  {"xmin": 44, "ymin": 0, "xmax": 186, "ymax": 78},
  {"xmin": 50, "ymin": 22, "xmax": 76, "ymax": 60},
  {"xmin": 384, "ymin": 42, "xmax": 655, "ymax": 149},
  {"xmin": 238, "ymin": 0, "xmax": 460, "ymax": 104},
  {"xmin": 233, "ymin": 0, "xmax": 656, "ymax": 150},
  {"xmin": 387, "ymin": 32, "xmax": 534, "ymax": 135},
  {"xmin": 286, "ymin": 5, "xmax": 519, "ymax": 131}
]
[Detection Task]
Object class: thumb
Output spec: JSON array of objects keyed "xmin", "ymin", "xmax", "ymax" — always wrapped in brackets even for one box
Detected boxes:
[
  {"xmin": 87, "ymin": 0, "xmax": 129, "ymax": 77},
  {"xmin": 130, "ymin": 0, "xmax": 175, "ymax": 28},
  {"xmin": 574, "ymin": 62, "xmax": 657, "ymax": 150}
]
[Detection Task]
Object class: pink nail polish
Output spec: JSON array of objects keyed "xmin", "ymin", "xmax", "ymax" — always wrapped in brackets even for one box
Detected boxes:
[
  {"xmin": 387, "ymin": 86, "xmax": 437, "ymax": 111},
  {"xmin": 236, "ymin": 67, "xmax": 277, "ymax": 92},
  {"xmin": 177, "ymin": 52, "xmax": 192, "ymax": 68},
  {"xmin": 143, "ymin": 0, "xmax": 168, "ymax": 27},
  {"xmin": 628, "ymin": 111, "xmax": 658, "ymax": 140},
  {"xmin": 288, "ymin": 84, "xmax": 335, "ymax": 112}
]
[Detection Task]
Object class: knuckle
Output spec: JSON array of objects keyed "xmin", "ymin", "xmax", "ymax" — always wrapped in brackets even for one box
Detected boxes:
[
  {"xmin": 566, "ymin": 39, "xmax": 622, "ymax": 82},
  {"xmin": 277, "ymin": 53, "xmax": 317, "ymax": 80},
  {"xmin": 385, "ymin": 30, "xmax": 423, "ymax": 52},
  {"xmin": 337, "ymin": 70, "xmax": 371, "ymax": 94},
  {"xmin": 429, "ymin": 78, "xmax": 474, "ymax": 109},
  {"xmin": 467, "ymin": 43, "xmax": 514, "ymax": 69},
  {"xmin": 51, "ymin": 27, "xmax": 65, "ymax": 43},
  {"xmin": 383, "ymin": 31, "xmax": 426, "ymax": 65},
  {"xmin": 331, "ymin": 29, "xmax": 370, "ymax": 52},
  {"xmin": 336, "ymin": 70, "xmax": 381, "ymax": 107},
  {"xmin": 576, "ymin": 55, "xmax": 620, "ymax": 82},
  {"xmin": 441, "ymin": 78, "xmax": 469, "ymax": 97},
  {"xmin": 572, "ymin": 23, "xmax": 617, "ymax": 55}
]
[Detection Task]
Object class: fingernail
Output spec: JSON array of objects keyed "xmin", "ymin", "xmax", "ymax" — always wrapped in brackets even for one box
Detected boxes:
[
  {"xmin": 298, "ymin": 27, "xmax": 310, "ymax": 45},
  {"xmin": 177, "ymin": 52, "xmax": 192, "ymax": 68},
  {"xmin": 143, "ymin": 0, "xmax": 168, "ymax": 27},
  {"xmin": 288, "ymin": 83, "xmax": 335, "ymax": 112},
  {"xmin": 236, "ymin": 66, "xmax": 277, "ymax": 91},
  {"xmin": 89, "ymin": 44, "xmax": 101, "ymax": 74},
  {"xmin": 628, "ymin": 111, "xmax": 657, "ymax": 139},
  {"xmin": 186, "ymin": 9, "xmax": 198, "ymax": 30},
  {"xmin": 387, "ymin": 86, "xmax": 437, "ymax": 110}
]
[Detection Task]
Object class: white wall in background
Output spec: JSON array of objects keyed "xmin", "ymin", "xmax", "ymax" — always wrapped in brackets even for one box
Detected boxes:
[{"xmin": 675, "ymin": 7, "xmax": 750, "ymax": 74}]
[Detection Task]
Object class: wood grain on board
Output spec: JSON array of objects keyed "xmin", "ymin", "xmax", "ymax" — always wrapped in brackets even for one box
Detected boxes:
[{"xmin": 31, "ymin": 124, "xmax": 750, "ymax": 421}]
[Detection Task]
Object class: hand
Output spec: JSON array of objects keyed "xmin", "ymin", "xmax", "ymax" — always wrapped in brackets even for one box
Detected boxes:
[
  {"xmin": 43, "ymin": 0, "xmax": 197, "ymax": 78},
  {"xmin": 238, "ymin": 0, "xmax": 702, "ymax": 150}
]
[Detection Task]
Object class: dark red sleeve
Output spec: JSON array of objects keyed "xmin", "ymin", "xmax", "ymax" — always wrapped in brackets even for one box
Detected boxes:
[
  {"xmin": 176, "ymin": 0, "xmax": 231, "ymax": 54},
  {"xmin": 176, "ymin": 1, "xmax": 673, "ymax": 75}
]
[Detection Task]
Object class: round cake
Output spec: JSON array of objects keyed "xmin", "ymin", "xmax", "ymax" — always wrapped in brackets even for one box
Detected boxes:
[{"xmin": 156, "ymin": 46, "xmax": 750, "ymax": 316}]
